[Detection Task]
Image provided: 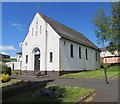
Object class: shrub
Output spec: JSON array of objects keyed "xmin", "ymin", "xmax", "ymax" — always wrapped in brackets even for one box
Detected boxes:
[
  {"xmin": 0, "ymin": 74, "xmax": 10, "ymax": 83},
  {"xmin": 2, "ymin": 65, "xmax": 11, "ymax": 76}
]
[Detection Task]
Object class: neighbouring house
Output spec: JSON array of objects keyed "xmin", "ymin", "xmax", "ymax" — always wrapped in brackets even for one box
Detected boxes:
[
  {"xmin": 6, "ymin": 52, "xmax": 22, "ymax": 70},
  {"xmin": 100, "ymin": 47, "xmax": 120, "ymax": 64},
  {"xmin": 0, "ymin": 53, "xmax": 10, "ymax": 65},
  {"xmin": 13, "ymin": 12, "xmax": 100, "ymax": 76},
  {"xmin": 0, "ymin": 53, "xmax": 10, "ymax": 59}
]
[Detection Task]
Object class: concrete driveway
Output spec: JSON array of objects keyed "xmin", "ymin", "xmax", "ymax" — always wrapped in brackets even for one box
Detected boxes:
[{"xmin": 14, "ymin": 75, "xmax": 119, "ymax": 102}]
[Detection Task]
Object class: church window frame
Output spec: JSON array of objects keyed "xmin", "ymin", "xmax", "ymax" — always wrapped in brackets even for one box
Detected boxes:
[
  {"xmin": 26, "ymin": 55, "xmax": 28, "ymax": 64},
  {"xmin": 32, "ymin": 28, "xmax": 34, "ymax": 36},
  {"xmin": 64, "ymin": 41, "xmax": 66, "ymax": 45},
  {"xmin": 50, "ymin": 52, "xmax": 53, "ymax": 63},
  {"xmin": 40, "ymin": 26, "xmax": 42, "ymax": 34},
  {"xmin": 96, "ymin": 52, "xmax": 97, "ymax": 61},
  {"xmin": 79, "ymin": 47, "xmax": 81, "ymax": 59},
  {"xmin": 36, "ymin": 19, "xmax": 38, "ymax": 36},
  {"xmin": 85, "ymin": 49, "xmax": 88, "ymax": 60},
  {"xmin": 70, "ymin": 44, "xmax": 73, "ymax": 58}
]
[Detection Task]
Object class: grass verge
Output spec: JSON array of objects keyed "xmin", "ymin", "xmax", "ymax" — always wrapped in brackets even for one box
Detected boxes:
[
  {"xmin": 62, "ymin": 65, "xmax": 119, "ymax": 78},
  {"xmin": 11, "ymin": 70, "xmax": 20, "ymax": 75},
  {"xmin": 0, "ymin": 79, "xmax": 22, "ymax": 88},
  {"xmin": 3, "ymin": 85, "xmax": 93, "ymax": 103},
  {"xmin": 0, "ymin": 79, "xmax": 29, "ymax": 92}
]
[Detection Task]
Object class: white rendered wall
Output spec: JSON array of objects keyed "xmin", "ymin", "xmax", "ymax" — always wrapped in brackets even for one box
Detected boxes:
[
  {"xmin": 60, "ymin": 38, "xmax": 100, "ymax": 71},
  {"xmin": 46, "ymin": 22, "xmax": 60, "ymax": 71},
  {"xmin": 21, "ymin": 13, "xmax": 60, "ymax": 71},
  {"xmin": 6, "ymin": 56, "xmax": 22, "ymax": 70},
  {"xmin": 6, "ymin": 62, "xmax": 21, "ymax": 70}
]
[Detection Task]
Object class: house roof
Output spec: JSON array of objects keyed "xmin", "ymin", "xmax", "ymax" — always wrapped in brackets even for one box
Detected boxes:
[
  {"xmin": 16, "ymin": 51, "xmax": 22, "ymax": 55},
  {"xmin": 103, "ymin": 56, "xmax": 120, "ymax": 58},
  {"xmin": 39, "ymin": 13, "xmax": 100, "ymax": 51}
]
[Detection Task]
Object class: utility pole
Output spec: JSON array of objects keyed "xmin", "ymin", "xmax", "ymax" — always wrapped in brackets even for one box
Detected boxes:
[{"xmin": 104, "ymin": 68, "xmax": 109, "ymax": 84}]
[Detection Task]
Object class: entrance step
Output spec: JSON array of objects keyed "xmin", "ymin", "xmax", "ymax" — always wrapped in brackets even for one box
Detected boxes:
[
  {"xmin": 20, "ymin": 70, "xmax": 46, "ymax": 76},
  {"xmin": 20, "ymin": 71, "xmax": 35, "ymax": 76}
]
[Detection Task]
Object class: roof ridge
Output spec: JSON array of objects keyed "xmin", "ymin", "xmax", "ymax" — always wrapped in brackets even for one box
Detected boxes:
[
  {"xmin": 39, "ymin": 13, "xmax": 88, "ymax": 38},
  {"xmin": 38, "ymin": 12, "xmax": 99, "ymax": 50}
]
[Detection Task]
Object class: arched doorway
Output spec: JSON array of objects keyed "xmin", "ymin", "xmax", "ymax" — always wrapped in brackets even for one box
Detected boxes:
[{"xmin": 33, "ymin": 48, "xmax": 40, "ymax": 72}]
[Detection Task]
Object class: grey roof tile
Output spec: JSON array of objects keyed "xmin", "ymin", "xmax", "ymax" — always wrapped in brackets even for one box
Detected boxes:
[{"xmin": 39, "ymin": 13, "xmax": 100, "ymax": 50}]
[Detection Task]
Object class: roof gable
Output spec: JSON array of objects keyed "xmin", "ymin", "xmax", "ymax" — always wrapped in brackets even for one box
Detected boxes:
[{"xmin": 38, "ymin": 13, "xmax": 100, "ymax": 50}]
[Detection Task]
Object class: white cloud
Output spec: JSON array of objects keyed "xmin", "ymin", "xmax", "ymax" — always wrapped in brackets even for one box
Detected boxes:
[
  {"xmin": 9, "ymin": 22, "xmax": 27, "ymax": 31},
  {"xmin": 0, "ymin": 52, "xmax": 9, "ymax": 55},
  {"xmin": 11, "ymin": 56, "xmax": 17, "ymax": 59},
  {"xmin": 0, "ymin": 45, "xmax": 16, "ymax": 51},
  {"xmin": 11, "ymin": 23, "xmax": 22, "ymax": 26}
]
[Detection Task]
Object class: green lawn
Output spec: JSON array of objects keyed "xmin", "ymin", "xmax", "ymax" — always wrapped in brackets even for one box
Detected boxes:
[
  {"xmin": 11, "ymin": 70, "xmax": 20, "ymax": 75},
  {"xmin": 0, "ymin": 79, "xmax": 30, "ymax": 93},
  {"xmin": 62, "ymin": 65, "xmax": 119, "ymax": 78},
  {"xmin": 4, "ymin": 85, "xmax": 93, "ymax": 103},
  {"xmin": 0, "ymin": 79, "xmax": 22, "ymax": 87}
]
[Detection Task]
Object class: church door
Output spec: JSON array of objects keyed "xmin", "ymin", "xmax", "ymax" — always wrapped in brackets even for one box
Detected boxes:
[
  {"xmin": 34, "ymin": 54, "xmax": 40, "ymax": 71},
  {"xmin": 34, "ymin": 48, "xmax": 40, "ymax": 72}
]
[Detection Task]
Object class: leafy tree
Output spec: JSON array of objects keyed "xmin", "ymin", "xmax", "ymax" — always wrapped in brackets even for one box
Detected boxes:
[
  {"xmin": 1, "ymin": 58, "xmax": 16, "ymax": 63},
  {"xmin": 92, "ymin": 2, "xmax": 120, "ymax": 55}
]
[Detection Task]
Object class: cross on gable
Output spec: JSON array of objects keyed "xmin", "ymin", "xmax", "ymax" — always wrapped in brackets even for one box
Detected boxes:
[{"xmin": 37, "ymin": 5, "xmax": 40, "ymax": 12}]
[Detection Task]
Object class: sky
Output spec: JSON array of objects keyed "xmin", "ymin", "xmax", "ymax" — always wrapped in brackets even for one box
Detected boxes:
[{"xmin": 1, "ymin": 2, "xmax": 112, "ymax": 57}]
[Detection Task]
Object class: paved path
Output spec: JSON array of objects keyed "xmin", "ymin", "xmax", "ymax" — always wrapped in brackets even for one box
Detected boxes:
[{"xmin": 14, "ymin": 75, "xmax": 118, "ymax": 102}]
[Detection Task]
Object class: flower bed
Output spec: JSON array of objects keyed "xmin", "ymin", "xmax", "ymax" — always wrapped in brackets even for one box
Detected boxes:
[{"xmin": 0, "ymin": 74, "xmax": 10, "ymax": 83}]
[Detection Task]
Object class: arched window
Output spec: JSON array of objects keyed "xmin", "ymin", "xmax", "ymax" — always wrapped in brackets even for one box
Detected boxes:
[
  {"xmin": 33, "ymin": 48, "xmax": 40, "ymax": 71},
  {"xmin": 70, "ymin": 44, "xmax": 73, "ymax": 58},
  {"xmin": 34, "ymin": 49, "xmax": 40, "ymax": 55}
]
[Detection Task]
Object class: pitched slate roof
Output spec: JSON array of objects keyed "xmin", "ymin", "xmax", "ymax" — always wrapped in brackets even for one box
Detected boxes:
[{"xmin": 39, "ymin": 13, "xmax": 100, "ymax": 50}]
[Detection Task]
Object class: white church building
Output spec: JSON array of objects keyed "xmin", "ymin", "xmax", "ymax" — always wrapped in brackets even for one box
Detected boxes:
[{"xmin": 12, "ymin": 12, "xmax": 100, "ymax": 76}]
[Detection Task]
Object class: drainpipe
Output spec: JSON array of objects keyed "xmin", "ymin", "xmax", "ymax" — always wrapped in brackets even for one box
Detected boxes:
[
  {"xmin": 59, "ymin": 39, "xmax": 61, "ymax": 75},
  {"xmin": 45, "ymin": 22, "xmax": 48, "ymax": 75},
  {"xmin": 83, "ymin": 48, "xmax": 86, "ymax": 70}
]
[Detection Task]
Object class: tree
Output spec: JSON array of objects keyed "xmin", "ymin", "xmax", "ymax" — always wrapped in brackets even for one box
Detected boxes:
[
  {"xmin": 92, "ymin": 2, "xmax": 120, "ymax": 55},
  {"xmin": 2, "ymin": 58, "xmax": 16, "ymax": 63}
]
